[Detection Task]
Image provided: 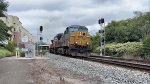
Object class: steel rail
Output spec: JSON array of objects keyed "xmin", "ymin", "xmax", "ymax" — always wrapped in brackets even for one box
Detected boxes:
[
  {"xmin": 51, "ymin": 53, "xmax": 150, "ymax": 71},
  {"xmin": 86, "ymin": 56, "xmax": 150, "ymax": 71}
]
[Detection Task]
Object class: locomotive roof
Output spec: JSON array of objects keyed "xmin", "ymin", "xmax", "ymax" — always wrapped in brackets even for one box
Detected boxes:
[
  {"xmin": 54, "ymin": 33, "xmax": 63, "ymax": 40},
  {"xmin": 68, "ymin": 25, "xmax": 88, "ymax": 30}
]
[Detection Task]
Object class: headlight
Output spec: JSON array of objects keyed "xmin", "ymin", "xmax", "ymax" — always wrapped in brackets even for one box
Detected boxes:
[
  {"xmin": 75, "ymin": 42, "xmax": 78, "ymax": 44},
  {"xmin": 87, "ymin": 42, "xmax": 89, "ymax": 45}
]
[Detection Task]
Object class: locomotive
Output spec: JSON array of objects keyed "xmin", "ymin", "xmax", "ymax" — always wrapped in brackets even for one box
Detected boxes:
[{"xmin": 49, "ymin": 25, "xmax": 91, "ymax": 57}]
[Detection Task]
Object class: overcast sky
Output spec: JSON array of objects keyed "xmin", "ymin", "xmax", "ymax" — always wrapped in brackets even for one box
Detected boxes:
[{"xmin": 7, "ymin": 0, "xmax": 150, "ymax": 42}]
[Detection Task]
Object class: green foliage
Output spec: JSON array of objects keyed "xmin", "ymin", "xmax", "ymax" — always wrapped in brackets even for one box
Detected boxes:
[
  {"xmin": 5, "ymin": 41, "xmax": 16, "ymax": 52},
  {"xmin": 90, "ymin": 33, "xmax": 99, "ymax": 52},
  {"xmin": 20, "ymin": 52, "xmax": 25, "ymax": 57},
  {"xmin": 0, "ymin": 20, "xmax": 11, "ymax": 41},
  {"xmin": 91, "ymin": 12, "xmax": 150, "ymax": 60},
  {"xmin": 105, "ymin": 12, "xmax": 150, "ymax": 43},
  {"xmin": 95, "ymin": 42, "xmax": 143, "ymax": 57},
  {"xmin": 0, "ymin": 0, "xmax": 10, "ymax": 42},
  {"xmin": 143, "ymin": 35, "xmax": 150, "ymax": 59},
  {"xmin": 0, "ymin": 0, "xmax": 8, "ymax": 17},
  {"xmin": 0, "ymin": 47, "xmax": 13, "ymax": 58}
]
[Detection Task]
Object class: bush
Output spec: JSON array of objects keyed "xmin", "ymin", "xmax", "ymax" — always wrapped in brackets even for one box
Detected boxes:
[
  {"xmin": 143, "ymin": 35, "xmax": 150, "ymax": 59},
  {"xmin": 20, "ymin": 52, "xmax": 25, "ymax": 57},
  {"xmin": 0, "ymin": 48, "xmax": 13, "ymax": 58},
  {"xmin": 38, "ymin": 50, "xmax": 48, "ymax": 55},
  {"xmin": 96, "ymin": 42, "xmax": 143, "ymax": 57},
  {"xmin": 5, "ymin": 41, "xmax": 16, "ymax": 52}
]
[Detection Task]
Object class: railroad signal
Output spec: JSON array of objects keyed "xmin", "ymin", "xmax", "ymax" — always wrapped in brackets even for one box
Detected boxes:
[
  {"xmin": 98, "ymin": 18, "xmax": 105, "ymax": 24},
  {"xmin": 101, "ymin": 38, "xmax": 104, "ymax": 45},
  {"xmin": 40, "ymin": 37, "xmax": 43, "ymax": 41},
  {"xmin": 99, "ymin": 30, "xmax": 104, "ymax": 33},
  {"xmin": 98, "ymin": 18, "xmax": 105, "ymax": 56},
  {"xmin": 101, "ymin": 18, "xmax": 104, "ymax": 23},
  {"xmin": 40, "ymin": 26, "xmax": 43, "ymax": 33}
]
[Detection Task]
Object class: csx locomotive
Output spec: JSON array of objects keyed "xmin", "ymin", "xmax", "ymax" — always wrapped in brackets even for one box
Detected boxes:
[{"xmin": 49, "ymin": 25, "xmax": 91, "ymax": 57}]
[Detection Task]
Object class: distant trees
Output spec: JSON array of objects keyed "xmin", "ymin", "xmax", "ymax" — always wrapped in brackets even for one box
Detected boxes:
[
  {"xmin": 90, "ymin": 33, "xmax": 99, "ymax": 52},
  {"xmin": 105, "ymin": 12, "xmax": 150, "ymax": 43},
  {"xmin": 91, "ymin": 12, "xmax": 150, "ymax": 59}
]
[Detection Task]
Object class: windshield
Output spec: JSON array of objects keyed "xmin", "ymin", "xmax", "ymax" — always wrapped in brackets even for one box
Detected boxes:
[
  {"xmin": 69, "ymin": 27, "xmax": 79, "ymax": 32},
  {"xmin": 68, "ymin": 26, "xmax": 88, "ymax": 32},
  {"xmin": 78, "ymin": 26, "xmax": 88, "ymax": 32}
]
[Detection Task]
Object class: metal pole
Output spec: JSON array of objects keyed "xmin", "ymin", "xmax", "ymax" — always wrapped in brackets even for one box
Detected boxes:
[
  {"xmin": 100, "ymin": 23, "xmax": 105, "ymax": 56},
  {"xmin": 99, "ymin": 28, "xmax": 102, "ymax": 56},
  {"xmin": 36, "ymin": 28, "xmax": 38, "ymax": 56},
  {"xmin": 104, "ymin": 23, "xmax": 105, "ymax": 56}
]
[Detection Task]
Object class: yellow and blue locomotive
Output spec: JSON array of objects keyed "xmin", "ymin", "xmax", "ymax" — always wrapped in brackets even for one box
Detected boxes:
[{"xmin": 49, "ymin": 25, "xmax": 91, "ymax": 57}]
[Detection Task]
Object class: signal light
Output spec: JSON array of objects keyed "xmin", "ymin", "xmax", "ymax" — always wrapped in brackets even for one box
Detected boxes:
[
  {"xmin": 98, "ymin": 19, "xmax": 101, "ymax": 24},
  {"xmin": 40, "ymin": 26, "xmax": 43, "ymax": 32},
  {"xmin": 40, "ymin": 37, "xmax": 43, "ymax": 41},
  {"xmin": 99, "ymin": 30, "xmax": 104, "ymax": 33},
  {"xmin": 98, "ymin": 18, "xmax": 105, "ymax": 24},
  {"xmin": 101, "ymin": 38, "xmax": 104, "ymax": 45},
  {"xmin": 101, "ymin": 18, "xmax": 104, "ymax": 23}
]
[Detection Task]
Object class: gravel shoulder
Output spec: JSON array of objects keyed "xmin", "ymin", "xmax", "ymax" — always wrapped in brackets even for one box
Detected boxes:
[
  {"xmin": 43, "ymin": 54, "xmax": 150, "ymax": 84},
  {"xmin": 1, "ymin": 55, "xmax": 150, "ymax": 84}
]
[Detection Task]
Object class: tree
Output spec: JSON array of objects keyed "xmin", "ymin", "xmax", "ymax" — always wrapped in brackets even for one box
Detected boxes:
[
  {"xmin": 105, "ymin": 12, "xmax": 150, "ymax": 43},
  {"xmin": 90, "ymin": 33, "xmax": 100, "ymax": 52},
  {"xmin": 5, "ymin": 41, "xmax": 16, "ymax": 52},
  {"xmin": 0, "ymin": 0, "xmax": 8, "ymax": 16},
  {"xmin": 0, "ymin": 0, "xmax": 10, "ymax": 42},
  {"xmin": 0, "ymin": 20, "xmax": 11, "ymax": 41}
]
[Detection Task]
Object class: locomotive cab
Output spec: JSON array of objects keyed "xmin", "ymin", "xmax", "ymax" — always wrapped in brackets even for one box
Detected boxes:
[{"xmin": 62, "ymin": 25, "xmax": 91, "ymax": 57}]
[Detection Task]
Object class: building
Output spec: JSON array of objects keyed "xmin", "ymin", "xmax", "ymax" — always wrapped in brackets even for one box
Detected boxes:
[
  {"xmin": 0, "ymin": 15, "xmax": 35, "ymax": 48},
  {"xmin": 21, "ymin": 27, "xmax": 35, "ymax": 44}
]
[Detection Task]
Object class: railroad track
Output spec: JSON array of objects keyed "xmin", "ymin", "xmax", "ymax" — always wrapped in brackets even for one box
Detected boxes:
[
  {"xmin": 65, "ymin": 55, "xmax": 150, "ymax": 71},
  {"xmin": 85, "ymin": 56, "xmax": 150, "ymax": 71},
  {"xmin": 52, "ymin": 53, "xmax": 150, "ymax": 71}
]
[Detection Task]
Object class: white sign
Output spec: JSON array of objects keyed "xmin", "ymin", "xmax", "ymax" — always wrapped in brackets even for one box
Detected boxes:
[{"xmin": 22, "ymin": 36, "xmax": 28, "ymax": 42}]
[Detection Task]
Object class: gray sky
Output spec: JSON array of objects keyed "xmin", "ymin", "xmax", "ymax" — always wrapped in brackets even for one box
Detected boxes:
[{"xmin": 7, "ymin": 0, "xmax": 149, "ymax": 42}]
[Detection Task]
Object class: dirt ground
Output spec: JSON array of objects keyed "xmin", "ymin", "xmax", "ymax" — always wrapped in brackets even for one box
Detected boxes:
[
  {"xmin": 0, "ymin": 57, "xmax": 33, "ymax": 84},
  {"xmin": 0, "ymin": 57, "xmax": 91, "ymax": 84},
  {"xmin": 30, "ymin": 59, "xmax": 91, "ymax": 84}
]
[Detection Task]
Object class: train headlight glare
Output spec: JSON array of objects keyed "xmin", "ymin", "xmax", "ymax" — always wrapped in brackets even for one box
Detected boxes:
[
  {"xmin": 75, "ymin": 42, "xmax": 78, "ymax": 44},
  {"xmin": 87, "ymin": 42, "xmax": 89, "ymax": 44}
]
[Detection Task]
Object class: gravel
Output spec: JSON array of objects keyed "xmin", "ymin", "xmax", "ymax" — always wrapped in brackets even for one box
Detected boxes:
[{"xmin": 46, "ymin": 53, "xmax": 150, "ymax": 84}]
